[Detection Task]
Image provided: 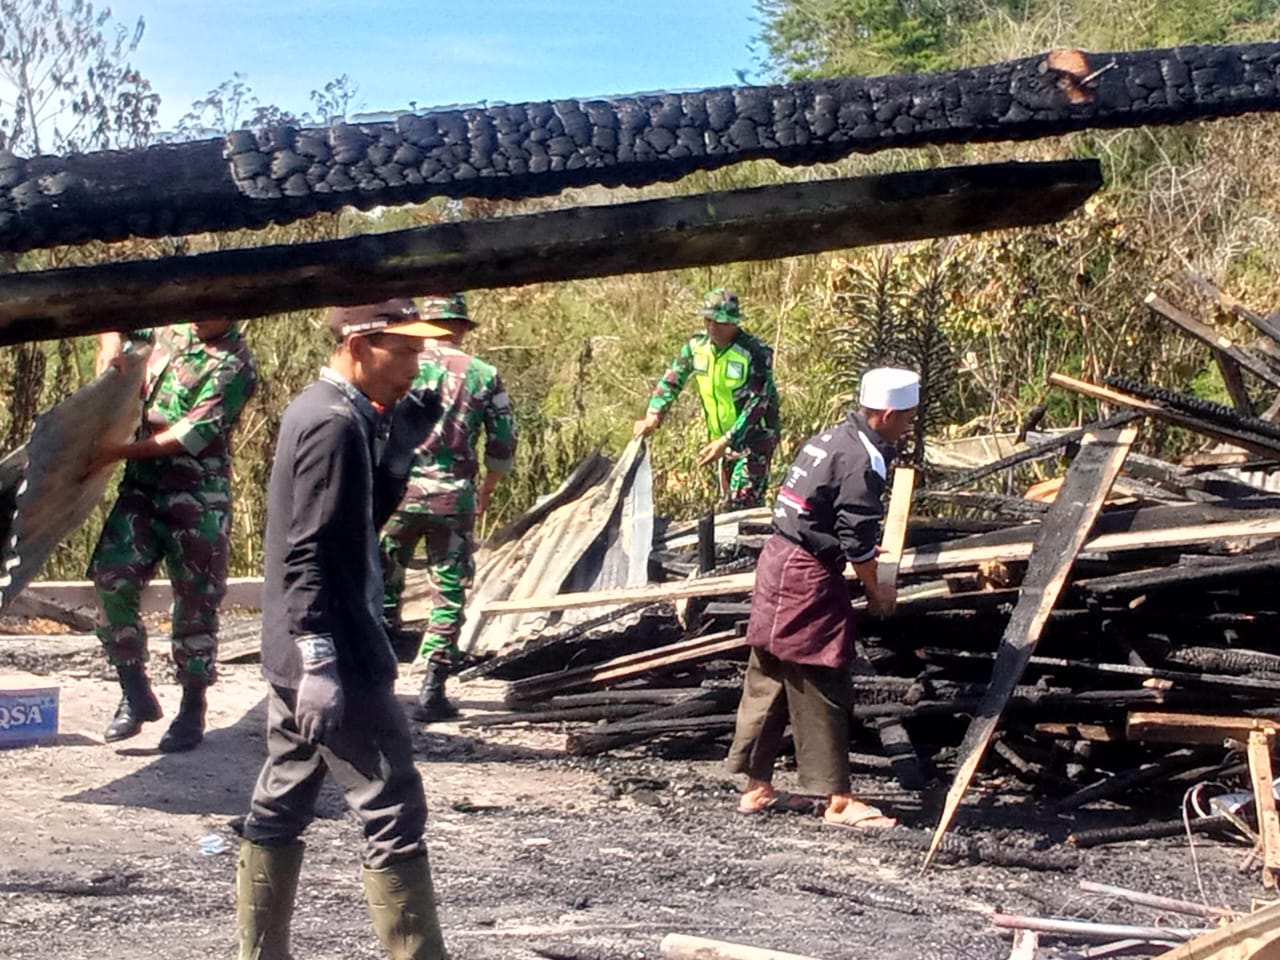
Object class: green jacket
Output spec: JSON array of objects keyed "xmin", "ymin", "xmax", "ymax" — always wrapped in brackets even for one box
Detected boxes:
[{"xmin": 647, "ymin": 329, "xmax": 780, "ymax": 450}]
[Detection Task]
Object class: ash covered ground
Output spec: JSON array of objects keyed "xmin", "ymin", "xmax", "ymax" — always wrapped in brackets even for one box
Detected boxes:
[{"xmin": 0, "ymin": 636, "xmax": 1261, "ymax": 960}]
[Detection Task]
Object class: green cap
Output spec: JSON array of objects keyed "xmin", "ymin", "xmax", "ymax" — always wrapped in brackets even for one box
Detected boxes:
[
  {"xmin": 700, "ymin": 288, "xmax": 742, "ymax": 325},
  {"xmin": 420, "ymin": 293, "xmax": 472, "ymax": 325}
]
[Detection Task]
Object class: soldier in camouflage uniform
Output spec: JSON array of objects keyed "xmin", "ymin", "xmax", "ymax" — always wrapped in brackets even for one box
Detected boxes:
[
  {"xmin": 380, "ymin": 293, "xmax": 517, "ymax": 723},
  {"xmin": 634, "ymin": 289, "xmax": 781, "ymax": 510},
  {"xmin": 88, "ymin": 320, "xmax": 258, "ymax": 751}
]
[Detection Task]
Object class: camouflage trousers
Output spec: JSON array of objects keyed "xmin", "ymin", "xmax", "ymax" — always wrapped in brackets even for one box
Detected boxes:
[
  {"xmin": 380, "ymin": 511, "xmax": 475, "ymax": 662},
  {"xmin": 717, "ymin": 440, "xmax": 776, "ymax": 511},
  {"xmin": 88, "ymin": 483, "xmax": 230, "ymax": 685}
]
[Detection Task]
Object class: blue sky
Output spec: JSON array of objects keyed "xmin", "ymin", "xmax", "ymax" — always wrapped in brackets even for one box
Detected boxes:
[{"xmin": 106, "ymin": 1, "xmax": 767, "ymax": 131}]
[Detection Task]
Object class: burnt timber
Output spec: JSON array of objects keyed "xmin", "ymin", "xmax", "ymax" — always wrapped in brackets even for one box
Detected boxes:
[
  {"xmin": 0, "ymin": 160, "xmax": 1101, "ymax": 344},
  {"xmin": 1, "ymin": 42, "xmax": 1279, "ymax": 253}
]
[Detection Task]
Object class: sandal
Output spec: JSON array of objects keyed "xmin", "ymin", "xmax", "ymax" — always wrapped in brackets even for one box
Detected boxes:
[{"xmin": 824, "ymin": 802, "xmax": 898, "ymax": 829}]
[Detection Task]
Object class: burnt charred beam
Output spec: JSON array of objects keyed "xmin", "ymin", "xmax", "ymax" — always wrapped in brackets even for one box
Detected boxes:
[
  {"xmin": 920, "ymin": 646, "xmax": 1280, "ymax": 693},
  {"xmin": 0, "ymin": 160, "xmax": 1101, "ymax": 345},
  {"xmin": 1052, "ymin": 747, "xmax": 1217, "ymax": 813},
  {"xmin": 1162, "ymin": 644, "xmax": 1280, "ymax": 675},
  {"xmin": 1076, "ymin": 552, "xmax": 1280, "ymax": 596},
  {"xmin": 1067, "ymin": 817, "xmax": 1226, "ymax": 848},
  {"xmin": 850, "ymin": 688, "xmax": 1214, "ymax": 720},
  {"xmin": 565, "ymin": 713, "xmax": 737, "ymax": 756},
  {"xmin": 460, "ymin": 703, "xmax": 658, "ymax": 727},
  {"xmin": 876, "ymin": 717, "xmax": 931, "ymax": 791},
  {"xmin": 796, "ymin": 881, "xmax": 923, "ymax": 916},
  {"xmin": 3, "ymin": 42, "xmax": 1280, "ymax": 252},
  {"xmin": 1103, "ymin": 375, "xmax": 1280, "ymax": 443},
  {"xmin": 880, "ymin": 828, "xmax": 1079, "ymax": 872}
]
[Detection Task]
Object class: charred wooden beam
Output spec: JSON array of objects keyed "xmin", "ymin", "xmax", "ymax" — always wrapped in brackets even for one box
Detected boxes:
[
  {"xmin": 1163, "ymin": 644, "xmax": 1280, "ymax": 675},
  {"xmin": 925, "ymin": 425, "xmax": 1138, "ymax": 869},
  {"xmin": 3, "ymin": 43, "xmax": 1279, "ymax": 253},
  {"xmin": 565, "ymin": 713, "xmax": 737, "ymax": 755},
  {"xmin": 1048, "ymin": 372, "xmax": 1280, "ymax": 458},
  {"xmin": 1068, "ymin": 817, "xmax": 1225, "ymax": 847},
  {"xmin": 0, "ymin": 160, "xmax": 1100, "ymax": 345},
  {"xmin": 1053, "ymin": 748, "xmax": 1217, "ymax": 813},
  {"xmin": 1076, "ymin": 553, "xmax": 1280, "ymax": 595}
]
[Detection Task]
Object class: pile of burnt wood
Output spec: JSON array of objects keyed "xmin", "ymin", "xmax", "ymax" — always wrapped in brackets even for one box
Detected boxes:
[
  {"xmin": 459, "ymin": 279, "xmax": 1280, "ymax": 858},
  {"xmin": 464, "ymin": 480, "xmax": 1280, "ymax": 779}
]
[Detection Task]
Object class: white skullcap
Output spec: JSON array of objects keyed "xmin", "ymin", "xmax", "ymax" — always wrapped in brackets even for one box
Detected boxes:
[{"xmin": 858, "ymin": 367, "xmax": 920, "ymax": 410}]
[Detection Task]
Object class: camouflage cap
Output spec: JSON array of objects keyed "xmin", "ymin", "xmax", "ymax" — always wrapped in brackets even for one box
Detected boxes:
[
  {"xmin": 700, "ymin": 288, "xmax": 742, "ymax": 325},
  {"xmin": 420, "ymin": 293, "xmax": 473, "ymax": 325},
  {"xmin": 328, "ymin": 298, "xmax": 449, "ymax": 342}
]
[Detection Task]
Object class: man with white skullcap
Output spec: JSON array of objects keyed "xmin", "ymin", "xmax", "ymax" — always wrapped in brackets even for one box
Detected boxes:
[{"xmin": 726, "ymin": 366, "xmax": 919, "ymax": 828}]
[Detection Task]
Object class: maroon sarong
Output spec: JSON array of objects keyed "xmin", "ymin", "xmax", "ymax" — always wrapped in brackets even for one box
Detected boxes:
[{"xmin": 744, "ymin": 534, "xmax": 855, "ymax": 669}]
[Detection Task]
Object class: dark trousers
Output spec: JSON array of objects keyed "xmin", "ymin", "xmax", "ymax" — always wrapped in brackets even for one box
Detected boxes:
[
  {"xmin": 244, "ymin": 683, "xmax": 427, "ymax": 869},
  {"xmin": 725, "ymin": 647, "xmax": 853, "ymax": 796}
]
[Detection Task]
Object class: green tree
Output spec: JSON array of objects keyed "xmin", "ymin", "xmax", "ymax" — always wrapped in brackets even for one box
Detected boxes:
[
  {"xmin": 0, "ymin": 0, "xmax": 158, "ymax": 155},
  {"xmin": 756, "ymin": 0, "xmax": 1280, "ymax": 81},
  {"xmin": 755, "ymin": 0, "xmax": 1034, "ymax": 78}
]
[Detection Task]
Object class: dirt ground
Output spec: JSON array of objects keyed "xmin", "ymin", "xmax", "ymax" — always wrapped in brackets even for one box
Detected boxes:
[{"xmin": 0, "ymin": 632, "xmax": 1268, "ymax": 960}]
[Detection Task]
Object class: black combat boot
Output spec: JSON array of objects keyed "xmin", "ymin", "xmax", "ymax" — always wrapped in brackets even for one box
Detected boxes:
[
  {"xmin": 158, "ymin": 680, "xmax": 207, "ymax": 753},
  {"xmin": 104, "ymin": 663, "xmax": 163, "ymax": 743},
  {"xmin": 412, "ymin": 657, "xmax": 460, "ymax": 724}
]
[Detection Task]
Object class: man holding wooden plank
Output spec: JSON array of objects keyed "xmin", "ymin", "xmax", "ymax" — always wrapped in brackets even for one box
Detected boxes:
[
  {"xmin": 726, "ymin": 367, "xmax": 918, "ymax": 828},
  {"xmin": 88, "ymin": 320, "xmax": 258, "ymax": 752}
]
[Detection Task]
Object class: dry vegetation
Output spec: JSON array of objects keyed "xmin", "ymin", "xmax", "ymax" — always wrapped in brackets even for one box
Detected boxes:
[{"xmin": 6, "ymin": 1, "xmax": 1280, "ymax": 577}]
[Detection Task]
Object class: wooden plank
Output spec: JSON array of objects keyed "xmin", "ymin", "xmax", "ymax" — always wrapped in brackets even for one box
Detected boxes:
[
  {"xmin": 659, "ymin": 934, "xmax": 824, "ymax": 960},
  {"xmin": 1145, "ymin": 292, "xmax": 1280, "ymax": 391},
  {"xmin": 923, "ymin": 424, "xmax": 1138, "ymax": 870},
  {"xmin": 1248, "ymin": 729, "xmax": 1280, "ymax": 890},
  {"xmin": 480, "ymin": 514, "xmax": 1280, "ymax": 616},
  {"xmin": 1048, "ymin": 372, "xmax": 1280, "ymax": 459},
  {"xmin": 505, "ymin": 630, "xmax": 743, "ymax": 702},
  {"xmin": 19, "ymin": 577, "xmax": 263, "ymax": 614},
  {"xmin": 1127, "ymin": 711, "xmax": 1280, "ymax": 745},
  {"xmin": 878, "ymin": 467, "xmax": 915, "ymax": 590},
  {"xmin": 873, "ymin": 467, "xmax": 927, "ymax": 788},
  {"xmin": 1215, "ymin": 353, "xmax": 1255, "ymax": 416},
  {"xmin": 3, "ymin": 592, "xmax": 95, "ymax": 632},
  {"xmin": 565, "ymin": 693, "xmax": 739, "ymax": 755},
  {"xmin": 1150, "ymin": 900, "xmax": 1280, "ymax": 960},
  {"xmin": 0, "ymin": 161, "xmax": 1102, "ymax": 345}
]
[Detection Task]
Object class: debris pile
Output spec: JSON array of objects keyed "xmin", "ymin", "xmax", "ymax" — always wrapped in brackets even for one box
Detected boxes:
[{"xmin": 454, "ymin": 277, "xmax": 1280, "ymax": 881}]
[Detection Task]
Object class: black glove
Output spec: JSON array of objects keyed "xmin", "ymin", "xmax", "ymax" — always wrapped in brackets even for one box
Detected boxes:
[
  {"xmin": 294, "ymin": 635, "xmax": 344, "ymax": 744},
  {"xmin": 381, "ymin": 389, "xmax": 441, "ymax": 478}
]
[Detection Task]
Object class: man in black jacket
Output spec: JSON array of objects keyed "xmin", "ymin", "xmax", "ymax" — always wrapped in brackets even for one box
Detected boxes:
[
  {"xmin": 728, "ymin": 367, "xmax": 919, "ymax": 830},
  {"xmin": 235, "ymin": 299, "xmax": 449, "ymax": 960}
]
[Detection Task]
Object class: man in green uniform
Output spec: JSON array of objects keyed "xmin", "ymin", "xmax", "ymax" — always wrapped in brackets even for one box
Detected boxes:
[
  {"xmin": 634, "ymin": 289, "xmax": 781, "ymax": 510},
  {"xmin": 380, "ymin": 293, "xmax": 517, "ymax": 723},
  {"xmin": 88, "ymin": 320, "xmax": 258, "ymax": 752}
]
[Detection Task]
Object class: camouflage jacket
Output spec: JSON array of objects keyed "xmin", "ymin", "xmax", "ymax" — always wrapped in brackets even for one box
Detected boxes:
[
  {"xmin": 646, "ymin": 328, "xmax": 781, "ymax": 451},
  {"xmin": 124, "ymin": 323, "xmax": 258, "ymax": 496},
  {"xmin": 399, "ymin": 344, "xmax": 516, "ymax": 516}
]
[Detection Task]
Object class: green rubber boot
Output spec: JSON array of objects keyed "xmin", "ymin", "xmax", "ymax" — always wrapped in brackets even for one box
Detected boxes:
[
  {"xmin": 236, "ymin": 839, "xmax": 304, "ymax": 960},
  {"xmin": 362, "ymin": 853, "xmax": 448, "ymax": 959}
]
